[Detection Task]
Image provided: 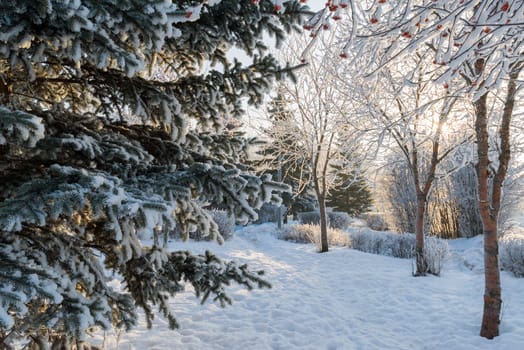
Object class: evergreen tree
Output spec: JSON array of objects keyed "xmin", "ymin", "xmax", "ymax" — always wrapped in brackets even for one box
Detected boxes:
[
  {"xmin": 326, "ymin": 163, "xmax": 373, "ymax": 217},
  {"xmin": 257, "ymin": 88, "xmax": 316, "ymax": 221},
  {"xmin": 0, "ymin": 0, "xmax": 305, "ymax": 348}
]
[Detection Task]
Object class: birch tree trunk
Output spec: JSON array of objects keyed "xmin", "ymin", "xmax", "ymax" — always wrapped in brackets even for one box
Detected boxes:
[
  {"xmin": 475, "ymin": 89, "xmax": 501, "ymax": 339},
  {"xmin": 476, "ymin": 62, "xmax": 519, "ymax": 339}
]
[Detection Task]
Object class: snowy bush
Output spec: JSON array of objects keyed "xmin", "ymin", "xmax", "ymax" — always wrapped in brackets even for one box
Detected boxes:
[
  {"xmin": 500, "ymin": 232, "xmax": 524, "ymax": 277},
  {"xmin": 424, "ymin": 236, "xmax": 450, "ymax": 276},
  {"xmin": 212, "ymin": 210, "xmax": 236, "ymax": 241},
  {"xmin": 298, "ymin": 211, "xmax": 323, "ymax": 226},
  {"xmin": 381, "ymin": 161, "xmax": 485, "ymax": 239},
  {"xmin": 173, "ymin": 209, "xmax": 235, "ymax": 241},
  {"xmin": 328, "ymin": 212, "xmax": 352, "ymax": 230},
  {"xmin": 256, "ymin": 203, "xmax": 287, "ymax": 224},
  {"xmin": 193, "ymin": 210, "xmax": 236, "ymax": 241},
  {"xmin": 350, "ymin": 229, "xmax": 406, "ymax": 257},
  {"xmin": 361, "ymin": 213, "xmax": 389, "ymax": 231},
  {"xmin": 297, "ymin": 211, "xmax": 351, "ymax": 229},
  {"xmin": 279, "ymin": 224, "xmax": 349, "ymax": 247},
  {"xmin": 348, "ymin": 229, "xmax": 449, "ymax": 275}
]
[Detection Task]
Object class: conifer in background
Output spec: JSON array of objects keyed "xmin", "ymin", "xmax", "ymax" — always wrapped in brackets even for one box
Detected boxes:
[
  {"xmin": 0, "ymin": 0, "xmax": 305, "ymax": 348},
  {"xmin": 257, "ymin": 90, "xmax": 317, "ymax": 221},
  {"xmin": 326, "ymin": 162, "xmax": 373, "ymax": 217}
]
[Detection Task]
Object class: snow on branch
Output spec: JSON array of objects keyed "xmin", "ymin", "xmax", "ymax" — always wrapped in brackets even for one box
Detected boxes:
[
  {"xmin": 308, "ymin": 0, "xmax": 523, "ymax": 97},
  {"xmin": 0, "ymin": 106, "xmax": 45, "ymax": 147}
]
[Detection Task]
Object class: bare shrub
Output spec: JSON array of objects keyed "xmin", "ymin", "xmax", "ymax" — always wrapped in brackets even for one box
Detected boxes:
[
  {"xmin": 328, "ymin": 212, "xmax": 352, "ymax": 230},
  {"xmin": 361, "ymin": 213, "xmax": 389, "ymax": 231},
  {"xmin": 297, "ymin": 211, "xmax": 351, "ymax": 230},
  {"xmin": 348, "ymin": 229, "xmax": 449, "ymax": 275},
  {"xmin": 279, "ymin": 224, "xmax": 349, "ymax": 247},
  {"xmin": 424, "ymin": 236, "xmax": 450, "ymax": 276},
  {"xmin": 298, "ymin": 211, "xmax": 322, "ymax": 226},
  {"xmin": 210, "ymin": 209, "xmax": 236, "ymax": 241},
  {"xmin": 176, "ymin": 209, "xmax": 235, "ymax": 241},
  {"xmin": 500, "ymin": 230, "xmax": 524, "ymax": 277},
  {"xmin": 256, "ymin": 203, "xmax": 287, "ymax": 224}
]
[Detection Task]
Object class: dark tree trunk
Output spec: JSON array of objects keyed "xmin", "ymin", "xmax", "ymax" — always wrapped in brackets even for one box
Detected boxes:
[
  {"xmin": 480, "ymin": 223, "xmax": 501, "ymax": 339},
  {"xmin": 414, "ymin": 193, "xmax": 427, "ymax": 276},
  {"xmin": 318, "ymin": 193, "xmax": 329, "ymax": 253}
]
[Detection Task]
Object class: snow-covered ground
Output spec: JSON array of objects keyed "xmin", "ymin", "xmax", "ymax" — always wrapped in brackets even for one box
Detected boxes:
[{"xmin": 95, "ymin": 223, "xmax": 524, "ymax": 350}]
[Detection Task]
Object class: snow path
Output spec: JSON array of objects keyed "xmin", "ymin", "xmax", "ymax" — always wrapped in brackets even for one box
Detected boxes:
[{"xmin": 96, "ymin": 224, "xmax": 524, "ymax": 349}]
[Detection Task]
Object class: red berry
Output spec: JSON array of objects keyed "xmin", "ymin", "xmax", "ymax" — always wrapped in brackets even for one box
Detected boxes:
[
  {"xmin": 303, "ymin": 25, "xmax": 312, "ymax": 30},
  {"xmin": 329, "ymin": 5, "xmax": 338, "ymax": 11},
  {"xmin": 501, "ymin": 2, "xmax": 509, "ymax": 11},
  {"xmin": 370, "ymin": 18, "xmax": 378, "ymax": 24},
  {"xmin": 300, "ymin": 0, "xmax": 307, "ymax": 3},
  {"xmin": 483, "ymin": 27, "xmax": 491, "ymax": 33},
  {"xmin": 415, "ymin": 22, "xmax": 420, "ymax": 27},
  {"xmin": 340, "ymin": 3, "xmax": 348, "ymax": 8},
  {"xmin": 310, "ymin": 32, "xmax": 316, "ymax": 37},
  {"xmin": 402, "ymin": 31, "xmax": 412, "ymax": 38},
  {"xmin": 436, "ymin": 24, "xmax": 443, "ymax": 30},
  {"xmin": 185, "ymin": 11, "xmax": 192, "ymax": 18},
  {"xmin": 443, "ymin": 83, "xmax": 449, "ymax": 89},
  {"xmin": 441, "ymin": 32, "xmax": 448, "ymax": 37},
  {"xmin": 333, "ymin": 15, "xmax": 341, "ymax": 21},
  {"xmin": 340, "ymin": 53, "xmax": 347, "ymax": 59},
  {"xmin": 274, "ymin": 5, "xmax": 281, "ymax": 11},
  {"xmin": 323, "ymin": 24, "xmax": 329, "ymax": 30},
  {"xmin": 251, "ymin": 0, "xmax": 259, "ymax": 3},
  {"xmin": 379, "ymin": 0, "xmax": 387, "ymax": 3}
]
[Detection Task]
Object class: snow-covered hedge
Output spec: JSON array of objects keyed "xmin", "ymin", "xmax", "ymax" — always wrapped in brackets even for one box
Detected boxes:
[
  {"xmin": 297, "ymin": 211, "xmax": 351, "ymax": 230},
  {"xmin": 328, "ymin": 212, "xmax": 352, "ymax": 230},
  {"xmin": 349, "ymin": 229, "xmax": 449, "ymax": 275},
  {"xmin": 212, "ymin": 209, "xmax": 236, "ymax": 241},
  {"xmin": 256, "ymin": 203, "xmax": 287, "ymax": 224},
  {"xmin": 360, "ymin": 213, "xmax": 389, "ymax": 231},
  {"xmin": 297, "ymin": 211, "xmax": 322, "ymax": 226},
  {"xmin": 174, "ymin": 209, "xmax": 235, "ymax": 242},
  {"xmin": 279, "ymin": 224, "xmax": 349, "ymax": 247},
  {"xmin": 500, "ymin": 232, "xmax": 524, "ymax": 277}
]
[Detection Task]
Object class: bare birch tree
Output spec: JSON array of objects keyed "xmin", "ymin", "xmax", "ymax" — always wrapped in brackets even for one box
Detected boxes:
[
  {"xmin": 336, "ymin": 48, "xmax": 471, "ymax": 275},
  {"xmin": 267, "ymin": 32, "xmax": 369, "ymax": 252}
]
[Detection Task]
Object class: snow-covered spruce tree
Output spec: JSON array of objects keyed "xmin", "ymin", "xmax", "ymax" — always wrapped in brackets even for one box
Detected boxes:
[{"xmin": 0, "ymin": 0, "xmax": 305, "ymax": 348}]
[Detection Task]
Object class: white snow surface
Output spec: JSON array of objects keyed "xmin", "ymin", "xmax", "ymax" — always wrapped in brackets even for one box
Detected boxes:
[{"xmin": 95, "ymin": 223, "xmax": 524, "ymax": 350}]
